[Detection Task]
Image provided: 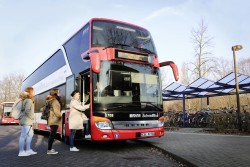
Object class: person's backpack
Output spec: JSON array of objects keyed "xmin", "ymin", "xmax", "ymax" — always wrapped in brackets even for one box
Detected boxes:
[
  {"xmin": 40, "ymin": 102, "xmax": 51, "ymax": 120},
  {"xmin": 10, "ymin": 99, "xmax": 24, "ymax": 120}
]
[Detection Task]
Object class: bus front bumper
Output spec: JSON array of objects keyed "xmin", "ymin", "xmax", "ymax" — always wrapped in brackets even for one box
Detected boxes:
[{"xmin": 91, "ymin": 127, "xmax": 164, "ymax": 141}]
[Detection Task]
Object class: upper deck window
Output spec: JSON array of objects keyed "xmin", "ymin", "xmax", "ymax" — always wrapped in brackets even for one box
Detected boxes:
[
  {"xmin": 92, "ymin": 20, "xmax": 157, "ymax": 55},
  {"xmin": 22, "ymin": 50, "xmax": 66, "ymax": 89},
  {"xmin": 64, "ymin": 23, "xmax": 90, "ymax": 74}
]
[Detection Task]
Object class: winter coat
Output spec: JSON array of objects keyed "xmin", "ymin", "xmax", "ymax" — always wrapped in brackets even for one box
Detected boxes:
[
  {"xmin": 19, "ymin": 92, "xmax": 34, "ymax": 126},
  {"xmin": 47, "ymin": 96, "xmax": 61, "ymax": 126},
  {"xmin": 69, "ymin": 98, "xmax": 89, "ymax": 130}
]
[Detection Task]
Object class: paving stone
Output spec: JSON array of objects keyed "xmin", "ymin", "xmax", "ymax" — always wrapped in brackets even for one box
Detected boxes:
[
  {"xmin": 0, "ymin": 126, "xmax": 182, "ymax": 167},
  {"xmin": 143, "ymin": 128, "xmax": 250, "ymax": 167}
]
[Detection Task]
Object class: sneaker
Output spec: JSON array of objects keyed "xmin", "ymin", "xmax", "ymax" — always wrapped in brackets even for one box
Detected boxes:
[
  {"xmin": 85, "ymin": 135, "xmax": 91, "ymax": 139},
  {"xmin": 70, "ymin": 147, "xmax": 79, "ymax": 151},
  {"xmin": 18, "ymin": 151, "xmax": 30, "ymax": 157},
  {"xmin": 47, "ymin": 149, "xmax": 58, "ymax": 155},
  {"xmin": 26, "ymin": 149, "xmax": 37, "ymax": 155}
]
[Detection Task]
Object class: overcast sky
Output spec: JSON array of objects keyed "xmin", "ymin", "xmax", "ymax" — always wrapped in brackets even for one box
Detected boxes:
[{"xmin": 0, "ymin": 0, "xmax": 249, "ymax": 81}]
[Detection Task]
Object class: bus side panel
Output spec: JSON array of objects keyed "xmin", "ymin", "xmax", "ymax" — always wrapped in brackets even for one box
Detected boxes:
[
  {"xmin": 36, "ymin": 123, "xmax": 62, "ymax": 133},
  {"xmin": 34, "ymin": 112, "xmax": 62, "ymax": 134},
  {"xmin": 63, "ymin": 110, "xmax": 71, "ymax": 137},
  {"xmin": 0, "ymin": 117, "xmax": 19, "ymax": 125}
]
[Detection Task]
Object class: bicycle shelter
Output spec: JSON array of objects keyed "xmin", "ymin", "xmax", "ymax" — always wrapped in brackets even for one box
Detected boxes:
[{"xmin": 162, "ymin": 72, "xmax": 250, "ymax": 126}]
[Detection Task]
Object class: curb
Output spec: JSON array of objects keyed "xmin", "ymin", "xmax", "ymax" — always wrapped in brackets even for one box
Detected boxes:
[{"xmin": 138, "ymin": 140, "xmax": 198, "ymax": 167}]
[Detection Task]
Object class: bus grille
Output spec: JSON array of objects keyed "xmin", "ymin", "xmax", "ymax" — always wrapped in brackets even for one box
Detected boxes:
[{"xmin": 112, "ymin": 120, "xmax": 159, "ymax": 129}]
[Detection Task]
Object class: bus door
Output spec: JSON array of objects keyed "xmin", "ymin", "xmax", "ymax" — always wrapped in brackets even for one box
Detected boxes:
[
  {"xmin": 79, "ymin": 73, "xmax": 90, "ymax": 107},
  {"xmin": 79, "ymin": 72, "xmax": 91, "ymax": 136}
]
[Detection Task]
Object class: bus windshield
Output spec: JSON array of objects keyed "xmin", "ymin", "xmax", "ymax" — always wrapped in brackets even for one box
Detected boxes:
[
  {"xmin": 93, "ymin": 61, "xmax": 162, "ymax": 111},
  {"xmin": 92, "ymin": 20, "xmax": 157, "ymax": 54}
]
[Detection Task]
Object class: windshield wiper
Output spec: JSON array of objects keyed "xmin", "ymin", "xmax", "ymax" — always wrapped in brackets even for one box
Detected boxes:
[
  {"xmin": 133, "ymin": 101, "xmax": 162, "ymax": 111},
  {"xmin": 102, "ymin": 104, "xmax": 126, "ymax": 111},
  {"xmin": 103, "ymin": 43, "xmax": 132, "ymax": 50}
]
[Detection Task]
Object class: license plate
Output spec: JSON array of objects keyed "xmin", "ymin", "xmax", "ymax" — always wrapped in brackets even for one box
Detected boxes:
[{"xmin": 139, "ymin": 132, "xmax": 155, "ymax": 137}]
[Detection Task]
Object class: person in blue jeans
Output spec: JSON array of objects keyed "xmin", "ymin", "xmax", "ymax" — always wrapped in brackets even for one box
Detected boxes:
[
  {"xmin": 18, "ymin": 87, "xmax": 37, "ymax": 157},
  {"xmin": 83, "ymin": 91, "xmax": 91, "ymax": 139},
  {"xmin": 69, "ymin": 90, "xmax": 89, "ymax": 151},
  {"xmin": 83, "ymin": 120, "xmax": 91, "ymax": 138}
]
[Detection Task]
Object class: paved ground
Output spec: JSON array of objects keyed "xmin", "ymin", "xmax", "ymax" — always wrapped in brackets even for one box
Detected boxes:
[
  {"xmin": 0, "ymin": 125, "xmax": 183, "ymax": 167},
  {"xmin": 143, "ymin": 128, "xmax": 250, "ymax": 167},
  {"xmin": 2, "ymin": 126, "xmax": 250, "ymax": 167}
]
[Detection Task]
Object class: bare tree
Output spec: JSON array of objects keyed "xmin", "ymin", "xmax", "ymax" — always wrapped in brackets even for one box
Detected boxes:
[
  {"xmin": 180, "ymin": 62, "xmax": 190, "ymax": 85},
  {"xmin": 189, "ymin": 18, "xmax": 215, "ymax": 79},
  {"xmin": 161, "ymin": 68, "xmax": 175, "ymax": 89},
  {"xmin": 212, "ymin": 57, "xmax": 250, "ymax": 79},
  {"xmin": 213, "ymin": 57, "xmax": 233, "ymax": 80},
  {"xmin": 164, "ymin": 20, "xmax": 250, "ymax": 113},
  {"xmin": 238, "ymin": 57, "xmax": 250, "ymax": 75},
  {"xmin": 0, "ymin": 73, "xmax": 25, "ymax": 102}
]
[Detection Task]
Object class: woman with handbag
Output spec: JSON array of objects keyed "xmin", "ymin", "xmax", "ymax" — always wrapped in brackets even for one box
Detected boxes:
[
  {"xmin": 18, "ymin": 87, "xmax": 37, "ymax": 156},
  {"xmin": 46, "ymin": 90, "xmax": 62, "ymax": 155},
  {"xmin": 69, "ymin": 90, "xmax": 89, "ymax": 151}
]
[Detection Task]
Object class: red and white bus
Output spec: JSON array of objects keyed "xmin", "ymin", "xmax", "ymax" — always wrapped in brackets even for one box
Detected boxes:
[
  {"xmin": 22, "ymin": 18, "xmax": 179, "ymax": 141},
  {"xmin": 0, "ymin": 102, "xmax": 19, "ymax": 125}
]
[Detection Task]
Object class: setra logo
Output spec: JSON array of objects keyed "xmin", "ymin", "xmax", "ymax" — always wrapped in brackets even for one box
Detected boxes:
[{"xmin": 129, "ymin": 114, "xmax": 141, "ymax": 118}]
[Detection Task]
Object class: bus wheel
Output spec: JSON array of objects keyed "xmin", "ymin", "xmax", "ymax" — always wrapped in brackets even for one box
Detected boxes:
[{"xmin": 62, "ymin": 122, "xmax": 69, "ymax": 144}]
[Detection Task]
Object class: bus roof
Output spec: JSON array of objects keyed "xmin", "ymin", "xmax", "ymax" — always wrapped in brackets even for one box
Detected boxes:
[
  {"xmin": 22, "ymin": 18, "xmax": 150, "ymax": 83},
  {"xmin": 1, "ymin": 102, "xmax": 14, "ymax": 105},
  {"xmin": 89, "ymin": 18, "xmax": 148, "ymax": 30}
]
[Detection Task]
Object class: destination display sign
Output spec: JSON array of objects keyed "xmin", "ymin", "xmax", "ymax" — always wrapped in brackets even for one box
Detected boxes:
[
  {"xmin": 4, "ymin": 103, "xmax": 13, "ymax": 107},
  {"xmin": 115, "ymin": 50, "xmax": 148, "ymax": 62}
]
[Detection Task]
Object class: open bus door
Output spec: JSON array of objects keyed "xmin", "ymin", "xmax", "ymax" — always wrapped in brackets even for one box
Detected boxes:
[
  {"xmin": 62, "ymin": 75, "xmax": 76, "ymax": 143},
  {"xmin": 62, "ymin": 73, "xmax": 91, "ymax": 142},
  {"xmin": 78, "ymin": 72, "xmax": 91, "ymax": 139}
]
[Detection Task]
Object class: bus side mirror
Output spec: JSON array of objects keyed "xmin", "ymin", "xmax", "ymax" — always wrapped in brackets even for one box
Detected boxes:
[
  {"xmin": 159, "ymin": 61, "xmax": 179, "ymax": 81},
  {"xmin": 81, "ymin": 50, "xmax": 100, "ymax": 73},
  {"xmin": 90, "ymin": 52, "xmax": 101, "ymax": 73}
]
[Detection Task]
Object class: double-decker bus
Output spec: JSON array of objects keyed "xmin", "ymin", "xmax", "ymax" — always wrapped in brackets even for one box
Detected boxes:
[
  {"xmin": 22, "ymin": 18, "xmax": 179, "ymax": 141},
  {"xmin": 0, "ymin": 102, "xmax": 19, "ymax": 125}
]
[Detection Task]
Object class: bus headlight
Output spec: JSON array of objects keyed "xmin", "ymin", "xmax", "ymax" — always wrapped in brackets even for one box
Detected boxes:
[
  {"xmin": 95, "ymin": 122, "xmax": 113, "ymax": 130},
  {"xmin": 157, "ymin": 120, "xmax": 164, "ymax": 127},
  {"xmin": 148, "ymin": 55, "xmax": 154, "ymax": 64},
  {"xmin": 158, "ymin": 116, "xmax": 165, "ymax": 127},
  {"xmin": 94, "ymin": 116, "xmax": 113, "ymax": 130}
]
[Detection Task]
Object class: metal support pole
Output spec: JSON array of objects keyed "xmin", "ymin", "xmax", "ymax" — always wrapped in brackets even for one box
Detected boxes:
[
  {"xmin": 207, "ymin": 97, "xmax": 209, "ymax": 106},
  {"xmin": 201, "ymin": 98, "xmax": 203, "ymax": 111},
  {"xmin": 182, "ymin": 94, "xmax": 186, "ymax": 127},
  {"xmin": 232, "ymin": 46, "xmax": 242, "ymax": 131}
]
